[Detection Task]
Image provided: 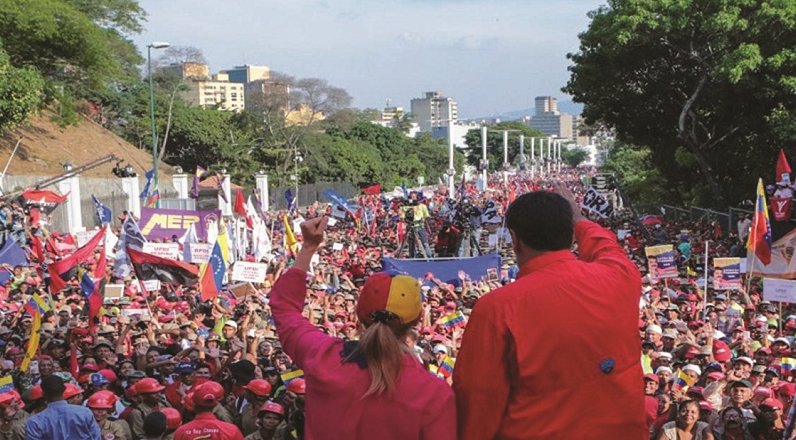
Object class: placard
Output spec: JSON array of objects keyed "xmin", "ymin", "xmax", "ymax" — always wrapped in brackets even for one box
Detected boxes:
[
  {"xmin": 327, "ymin": 217, "xmax": 338, "ymax": 226},
  {"xmin": 143, "ymin": 279, "xmax": 161, "ymax": 292},
  {"xmin": 580, "ymin": 186, "xmax": 614, "ymax": 218},
  {"xmin": 713, "ymin": 258, "xmax": 741, "ymax": 290},
  {"xmin": 75, "ymin": 229, "xmax": 101, "ymax": 248},
  {"xmin": 104, "ymin": 284, "xmax": 124, "ymax": 299},
  {"xmin": 763, "ymin": 278, "xmax": 796, "ymax": 304},
  {"xmin": 120, "ymin": 308, "xmax": 151, "ymax": 320},
  {"xmin": 142, "ymin": 243, "xmax": 179, "ymax": 260},
  {"xmin": 231, "ymin": 262, "xmax": 268, "ymax": 283},
  {"xmin": 230, "ymin": 282, "xmax": 258, "ymax": 298},
  {"xmin": 332, "ymin": 243, "xmax": 344, "ymax": 251},
  {"xmin": 645, "ymin": 245, "xmax": 678, "ymax": 281},
  {"xmin": 617, "ymin": 229, "xmax": 631, "ymax": 240},
  {"xmin": 185, "ymin": 243, "xmax": 212, "ymax": 264}
]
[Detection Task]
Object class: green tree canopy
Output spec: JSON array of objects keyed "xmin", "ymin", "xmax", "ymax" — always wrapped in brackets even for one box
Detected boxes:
[{"xmin": 565, "ymin": 0, "xmax": 796, "ymax": 207}]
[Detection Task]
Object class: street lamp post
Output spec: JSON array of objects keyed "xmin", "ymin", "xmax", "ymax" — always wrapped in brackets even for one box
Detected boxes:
[
  {"xmin": 147, "ymin": 41, "xmax": 169, "ymax": 207},
  {"xmin": 480, "ymin": 126, "xmax": 488, "ymax": 192}
]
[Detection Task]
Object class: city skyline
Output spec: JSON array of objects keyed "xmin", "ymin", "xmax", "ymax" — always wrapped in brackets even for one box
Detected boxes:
[{"xmin": 133, "ymin": 0, "xmax": 598, "ymax": 118}]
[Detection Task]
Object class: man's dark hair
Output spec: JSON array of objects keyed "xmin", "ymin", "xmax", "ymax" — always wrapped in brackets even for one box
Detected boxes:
[
  {"xmin": 144, "ymin": 412, "xmax": 168, "ymax": 437},
  {"xmin": 506, "ymin": 191, "xmax": 573, "ymax": 251},
  {"xmin": 40, "ymin": 375, "xmax": 65, "ymax": 401}
]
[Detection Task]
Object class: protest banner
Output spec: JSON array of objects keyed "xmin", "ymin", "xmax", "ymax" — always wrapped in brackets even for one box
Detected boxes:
[
  {"xmin": 645, "ymin": 245, "xmax": 678, "ymax": 281},
  {"xmin": 763, "ymin": 278, "xmax": 796, "ymax": 304},
  {"xmin": 771, "ymin": 197, "xmax": 793, "ymax": 222},
  {"xmin": 713, "ymin": 258, "xmax": 741, "ymax": 290},
  {"xmin": 230, "ymin": 282, "xmax": 258, "ymax": 298},
  {"xmin": 185, "ymin": 242, "xmax": 212, "ymax": 264},
  {"xmin": 139, "ymin": 207, "xmax": 221, "ymax": 241},
  {"xmin": 120, "ymin": 309, "xmax": 152, "ymax": 320},
  {"xmin": 142, "ymin": 243, "xmax": 179, "ymax": 260},
  {"xmin": 231, "ymin": 261, "xmax": 268, "ymax": 283},
  {"xmin": 580, "ymin": 186, "xmax": 614, "ymax": 218}
]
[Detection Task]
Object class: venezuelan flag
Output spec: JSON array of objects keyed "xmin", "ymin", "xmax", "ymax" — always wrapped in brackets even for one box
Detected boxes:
[
  {"xmin": 0, "ymin": 376, "xmax": 13, "ymax": 393},
  {"xmin": 438, "ymin": 356, "xmax": 455, "ymax": 379},
  {"xmin": 441, "ymin": 311, "xmax": 466, "ymax": 328},
  {"xmin": 672, "ymin": 369, "xmax": 695, "ymax": 391},
  {"xmin": 281, "ymin": 369, "xmax": 304, "ymax": 384},
  {"xmin": 747, "ymin": 178, "xmax": 772, "ymax": 264},
  {"xmin": 198, "ymin": 240, "xmax": 226, "ymax": 302},
  {"xmin": 24, "ymin": 294, "xmax": 50, "ymax": 316},
  {"xmin": 781, "ymin": 357, "xmax": 796, "ymax": 373},
  {"xmin": 146, "ymin": 186, "xmax": 160, "ymax": 208}
]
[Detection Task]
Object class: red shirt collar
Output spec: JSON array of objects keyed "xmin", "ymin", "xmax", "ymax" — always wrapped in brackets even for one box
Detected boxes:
[
  {"xmin": 195, "ymin": 412, "xmax": 217, "ymax": 420},
  {"xmin": 518, "ymin": 250, "xmax": 576, "ymax": 278}
]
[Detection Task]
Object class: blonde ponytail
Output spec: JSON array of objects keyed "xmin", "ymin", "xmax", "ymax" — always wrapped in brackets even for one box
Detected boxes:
[{"xmin": 354, "ymin": 322, "xmax": 410, "ymax": 397}]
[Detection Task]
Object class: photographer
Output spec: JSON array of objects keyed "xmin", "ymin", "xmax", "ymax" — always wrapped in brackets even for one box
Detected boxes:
[
  {"xmin": 453, "ymin": 198, "xmax": 483, "ymax": 257},
  {"xmin": 399, "ymin": 192, "xmax": 432, "ymax": 258}
]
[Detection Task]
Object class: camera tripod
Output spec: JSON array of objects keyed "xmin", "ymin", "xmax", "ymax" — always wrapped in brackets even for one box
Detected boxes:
[{"xmin": 397, "ymin": 224, "xmax": 429, "ymax": 259}]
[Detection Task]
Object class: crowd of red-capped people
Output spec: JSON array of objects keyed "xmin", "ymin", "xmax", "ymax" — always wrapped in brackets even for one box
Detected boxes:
[{"xmin": 0, "ymin": 169, "xmax": 791, "ymax": 439}]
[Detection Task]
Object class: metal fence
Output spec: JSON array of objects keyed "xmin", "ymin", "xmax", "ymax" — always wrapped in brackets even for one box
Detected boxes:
[
  {"xmin": 268, "ymin": 182, "xmax": 358, "ymax": 210},
  {"xmin": 661, "ymin": 204, "xmax": 760, "ymax": 234}
]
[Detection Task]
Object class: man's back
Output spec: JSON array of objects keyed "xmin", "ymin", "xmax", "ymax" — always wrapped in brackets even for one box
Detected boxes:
[
  {"xmin": 454, "ymin": 220, "xmax": 647, "ymax": 439},
  {"xmin": 25, "ymin": 400, "xmax": 100, "ymax": 440}
]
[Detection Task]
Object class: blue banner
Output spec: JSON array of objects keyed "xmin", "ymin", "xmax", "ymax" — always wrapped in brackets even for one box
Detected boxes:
[
  {"xmin": 381, "ymin": 254, "xmax": 502, "ymax": 286},
  {"xmin": 0, "ymin": 239, "xmax": 28, "ymax": 285}
]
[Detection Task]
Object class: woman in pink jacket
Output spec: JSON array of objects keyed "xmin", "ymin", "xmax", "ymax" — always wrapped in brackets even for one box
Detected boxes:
[{"xmin": 269, "ymin": 216, "xmax": 456, "ymax": 440}]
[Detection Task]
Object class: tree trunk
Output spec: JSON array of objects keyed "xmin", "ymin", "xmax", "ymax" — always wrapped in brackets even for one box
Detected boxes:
[{"xmin": 158, "ymin": 85, "xmax": 180, "ymax": 162}]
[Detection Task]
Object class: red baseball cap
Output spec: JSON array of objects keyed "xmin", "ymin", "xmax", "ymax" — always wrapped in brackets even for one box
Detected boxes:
[
  {"xmin": 643, "ymin": 373, "xmax": 659, "ymax": 384},
  {"xmin": 713, "ymin": 340, "xmax": 732, "ymax": 362}
]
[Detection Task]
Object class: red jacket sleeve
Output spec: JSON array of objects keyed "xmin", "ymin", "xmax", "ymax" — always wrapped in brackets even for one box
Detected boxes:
[
  {"xmin": 269, "ymin": 267, "xmax": 337, "ymax": 369},
  {"xmin": 452, "ymin": 296, "xmax": 511, "ymax": 440},
  {"xmin": 421, "ymin": 389, "xmax": 457, "ymax": 440},
  {"xmin": 575, "ymin": 220, "xmax": 640, "ymax": 280}
]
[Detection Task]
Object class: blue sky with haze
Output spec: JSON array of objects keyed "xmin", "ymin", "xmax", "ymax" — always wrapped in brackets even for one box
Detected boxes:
[{"xmin": 133, "ymin": 0, "xmax": 600, "ymax": 118}]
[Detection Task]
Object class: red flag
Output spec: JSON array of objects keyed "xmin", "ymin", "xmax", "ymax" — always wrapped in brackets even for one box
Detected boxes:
[
  {"xmin": 362, "ymin": 184, "xmax": 381, "ymax": 195},
  {"xmin": 87, "ymin": 248, "xmax": 106, "ymax": 334},
  {"xmin": 777, "ymin": 149, "xmax": 792, "ymax": 184},
  {"xmin": 234, "ymin": 189, "xmax": 247, "ymax": 217},
  {"xmin": 47, "ymin": 227, "xmax": 106, "ymax": 293},
  {"xmin": 49, "ymin": 227, "xmax": 106, "ymax": 277},
  {"xmin": 21, "ymin": 190, "xmax": 69, "ymax": 214}
]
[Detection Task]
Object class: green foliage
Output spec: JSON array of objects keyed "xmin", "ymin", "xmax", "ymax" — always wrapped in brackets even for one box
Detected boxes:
[
  {"xmin": 561, "ymin": 146, "xmax": 590, "ymax": 168},
  {"xmin": 603, "ymin": 142, "xmax": 673, "ymax": 210},
  {"xmin": 0, "ymin": 0, "xmax": 145, "ymax": 128},
  {"xmin": 0, "ymin": 45, "xmax": 44, "ymax": 132},
  {"xmin": 463, "ymin": 121, "xmax": 545, "ymax": 171},
  {"xmin": 565, "ymin": 0, "xmax": 796, "ymax": 207}
]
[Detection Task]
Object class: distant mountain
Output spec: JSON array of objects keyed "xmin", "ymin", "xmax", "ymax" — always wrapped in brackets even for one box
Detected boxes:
[{"xmin": 476, "ymin": 100, "xmax": 584, "ymax": 122}]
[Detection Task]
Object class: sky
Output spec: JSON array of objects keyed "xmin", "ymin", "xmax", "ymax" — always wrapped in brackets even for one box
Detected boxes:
[{"xmin": 132, "ymin": 0, "xmax": 600, "ymax": 119}]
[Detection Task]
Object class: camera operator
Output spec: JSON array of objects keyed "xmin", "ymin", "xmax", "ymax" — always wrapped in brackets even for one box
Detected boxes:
[
  {"xmin": 454, "ymin": 198, "xmax": 483, "ymax": 257},
  {"xmin": 400, "ymin": 192, "xmax": 433, "ymax": 258}
]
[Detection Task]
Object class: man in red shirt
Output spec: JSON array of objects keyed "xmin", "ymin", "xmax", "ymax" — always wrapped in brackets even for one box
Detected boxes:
[
  {"xmin": 454, "ymin": 185, "xmax": 647, "ymax": 439},
  {"xmin": 173, "ymin": 381, "xmax": 243, "ymax": 440}
]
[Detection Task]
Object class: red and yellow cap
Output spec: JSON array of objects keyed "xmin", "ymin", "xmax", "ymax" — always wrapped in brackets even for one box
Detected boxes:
[{"xmin": 356, "ymin": 271, "xmax": 422, "ymax": 327}]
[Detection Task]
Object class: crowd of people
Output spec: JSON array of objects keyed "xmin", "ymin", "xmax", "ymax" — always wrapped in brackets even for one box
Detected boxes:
[{"xmin": 0, "ymin": 167, "xmax": 791, "ymax": 439}]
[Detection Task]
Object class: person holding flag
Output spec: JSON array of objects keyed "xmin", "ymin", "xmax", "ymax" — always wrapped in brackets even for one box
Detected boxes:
[
  {"xmin": 268, "ymin": 216, "xmax": 455, "ymax": 440},
  {"xmin": 748, "ymin": 178, "xmax": 772, "ymax": 266}
]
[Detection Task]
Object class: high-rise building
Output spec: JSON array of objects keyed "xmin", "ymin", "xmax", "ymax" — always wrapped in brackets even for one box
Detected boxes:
[
  {"xmin": 410, "ymin": 91, "xmax": 458, "ymax": 133},
  {"xmin": 528, "ymin": 96, "xmax": 573, "ymax": 139},
  {"xmin": 535, "ymin": 96, "xmax": 558, "ymax": 115},
  {"xmin": 163, "ymin": 63, "xmax": 245, "ymax": 112},
  {"xmin": 220, "ymin": 65, "xmax": 271, "ymax": 84}
]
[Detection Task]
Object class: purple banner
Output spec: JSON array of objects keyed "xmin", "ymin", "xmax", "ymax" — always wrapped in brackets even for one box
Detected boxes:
[{"xmin": 139, "ymin": 207, "xmax": 221, "ymax": 241}]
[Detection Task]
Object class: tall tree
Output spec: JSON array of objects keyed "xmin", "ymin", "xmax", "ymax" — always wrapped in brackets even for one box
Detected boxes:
[{"xmin": 565, "ymin": 0, "xmax": 796, "ymax": 207}]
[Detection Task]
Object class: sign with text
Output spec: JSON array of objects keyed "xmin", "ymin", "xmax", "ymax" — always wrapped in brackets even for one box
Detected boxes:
[
  {"xmin": 763, "ymin": 278, "xmax": 796, "ymax": 304},
  {"xmin": 185, "ymin": 242, "xmax": 212, "ymax": 264},
  {"xmin": 645, "ymin": 245, "xmax": 678, "ymax": 281},
  {"xmin": 104, "ymin": 284, "xmax": 124, "ymax": 299},
  {"xmin": 231, "ymin": 262, "xmax": 268, "ymax": 283},
  {"xmin": 713, "ymin": 258, "xmax": 741, "ymax": 290},
  {"xmin": 75, "ymin": 229, "xmax": 100, "ymax": 247},
  {"xmin": 139, "ymin": 207, "xmax": 221, "ymax": 241},
  {"xmin": 143, "ymin": 279, "xmax": 161, "ymax": 292},
  {"xmin": 142, "ymin": 242, "xmax": 179, "ymax": 260},
  {"xmin": 580, "ymin": 186, "xmax": 614, "ymax": 218}
]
